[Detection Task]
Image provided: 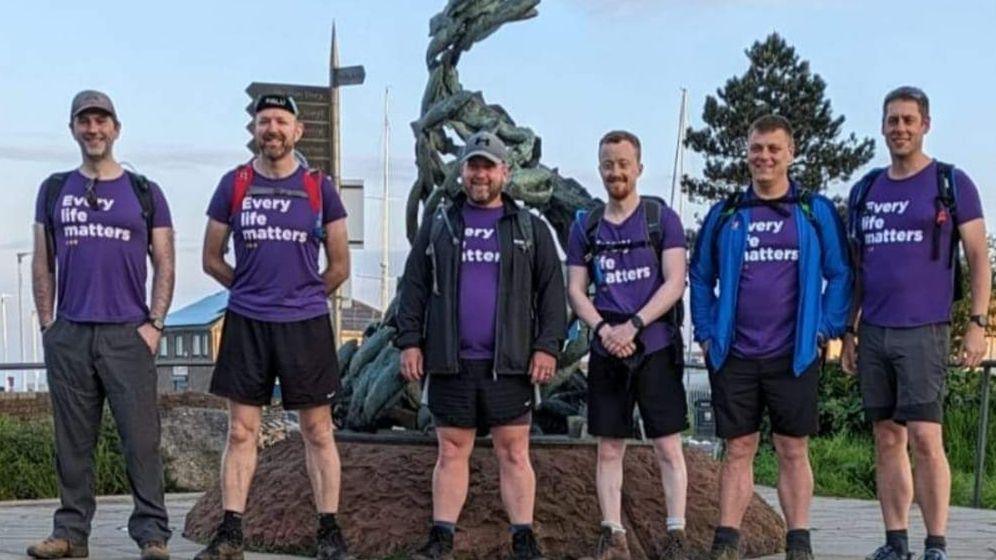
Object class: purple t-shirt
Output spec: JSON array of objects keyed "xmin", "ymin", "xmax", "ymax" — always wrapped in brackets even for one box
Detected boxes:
[
  {"xmin": 566, "ymin": 204, "xmax": 686, "ymax": 355},
  {"xmin": 732, "ymin": 205, "xmax": 799, "ymax": 359},
  {"xmin": 857, "ymin": 161, "xmax": 983, "ymax": 327},
  {"xmin": 206, "ymin": 166, "xmax": 347, "ymax": 322},
  {"xmin": 458, "ymin": 204, "xmax": 503, "ymax": 359},
  {"xmin": 34, "ymin": 170, "xmax": 173, "ymax": 323}
]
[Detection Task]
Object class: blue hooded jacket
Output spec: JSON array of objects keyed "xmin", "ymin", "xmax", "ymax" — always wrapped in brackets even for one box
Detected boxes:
[{"xmin": 690, "ymin": 185, "xmax": 853, "ymax": 375}]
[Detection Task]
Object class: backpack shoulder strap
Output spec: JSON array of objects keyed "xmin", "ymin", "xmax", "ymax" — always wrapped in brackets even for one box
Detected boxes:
[
  {"xmin": 640, "ymin": 195, "xmax": 665, "ymax": 259},
  {"xmin": 934, "ymin": 161, "xmax": 964, "ymax": 300},
  {"xmin": 42, "ymin": 171, "xmax": 72, "ymax": 272},
  {"xmin": 708, "ymin": 190, "xmax": 746, "ymax": 268},
  {"xmin": 577, "ymin": 203, "xmax": 605, "ymax": 262},
  {"xmin": 515, "ymin": 207, "xmax": 534, "ymax": 252},
  {"xmin": 847, "ymin": 167, "xmax": 886, "ymax": 240},
  {"xmin": 428, "ymin": 198, "xmax": 455, "ymax": 247},
  {"xmin": 935, "ymin": 161, "xmax": 957, "ymax": 210},
  {"xmin": 302, "ymin": 169, "xmax": 327, "ymax": 240},
  {"xmin": 302, "ymin": 169, "xmax": 324, "ymax": 214},
  {"xmin": 797, "ymin": 189, "xmax": 816, "ymax": 224},
  {"xmin": 124, "ymin": 171, "xmax": 155, "ymax": 238},
  {"xmin": 230, "ymin": 164, "xmax": 254, "ymax": 215}
]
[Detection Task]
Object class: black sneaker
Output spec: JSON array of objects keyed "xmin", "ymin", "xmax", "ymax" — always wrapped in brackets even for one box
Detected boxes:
[
  {"xmin": 316, "ymin": 518, "xmax": 350, "ymax": 560},
  {"xmin": 510, "ymin": 528, "xmax": 544, "ymax": 560},
  {"xmin": 866, "ymin": 545, "xmax": 914, "ymax": 560},
  {"xmin": 411, "ymin": 526, "xmax": 454, "ymax": 560},
  {"xmin": 193, "ymin": 522, "xmax": 244, "ymax": 560}
]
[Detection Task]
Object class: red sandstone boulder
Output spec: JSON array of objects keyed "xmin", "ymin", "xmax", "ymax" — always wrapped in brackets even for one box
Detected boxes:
[{"xmin": 184, "ymin": 434, "xmax": 785, "ymax": 559}]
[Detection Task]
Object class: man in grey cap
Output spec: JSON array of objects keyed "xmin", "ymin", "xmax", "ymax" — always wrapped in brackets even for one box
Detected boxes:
[
  {"xmin": 28, "ymin": 90, "xmax": 175, "ymax": 559},
  {"xmin": 397, "ymin": 130, "xmax": 566, "ymax": 560}
]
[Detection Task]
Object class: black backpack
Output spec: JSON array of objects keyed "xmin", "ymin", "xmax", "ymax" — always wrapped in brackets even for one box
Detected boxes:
[
  {"xmin": 575, "ymin": 196, "xmax": 685, "ymax": 336},
  {"xmin": 846, "ymin": 161, "xmax": 963, "ymax": 301},
  {"xmin": 41, "ymin": 170, "xmax": 156, "ymax": 272}
]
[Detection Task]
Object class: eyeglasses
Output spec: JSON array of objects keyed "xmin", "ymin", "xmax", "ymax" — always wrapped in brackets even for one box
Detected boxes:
[{"xmin": 83, "ymin": 177, "xmax": 99, "ymax": 210}]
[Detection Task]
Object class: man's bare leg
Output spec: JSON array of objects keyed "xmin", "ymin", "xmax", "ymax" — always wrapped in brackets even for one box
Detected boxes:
[
  {"xmin": 220, "ymin": 401, "xmax": 263, "ymax": 512},
  {"xmin": 298, "ymin": 405, "xmax": 341, "ymax": 513}
]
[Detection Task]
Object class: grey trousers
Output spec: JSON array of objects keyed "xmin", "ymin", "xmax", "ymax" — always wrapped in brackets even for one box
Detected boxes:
[{"xmin": 42, "ymin": 319, "xmax": 171, "ymax": 545}]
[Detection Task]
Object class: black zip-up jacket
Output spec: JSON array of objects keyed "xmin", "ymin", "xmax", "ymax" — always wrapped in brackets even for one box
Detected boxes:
[{"xmin": 394, "ymin": 192, "xmax": 566, "ymax": 375}]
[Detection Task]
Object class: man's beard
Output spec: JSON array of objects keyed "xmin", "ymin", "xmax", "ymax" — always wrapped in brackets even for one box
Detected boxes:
[
  {"xmin": 605, "ymin": 179, "xmax": 633, "ymax": 200},
  {"xmin": 466, "ymin": 182, "xmax": 502, "ymax": 205},
  {"xmin": 257, "ymin": 134, "xmax": 294, "ymax": 161}
]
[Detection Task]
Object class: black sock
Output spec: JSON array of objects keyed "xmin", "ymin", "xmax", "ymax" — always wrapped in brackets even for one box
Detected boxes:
[
  {"xmin": 432, "ymin": 520, "xmax": 456, "ymax": 535},
  {"xmin": 713, "ymin": 526, "xmax": 740, "ymax": 550},
  {"xmin": 221, "ymin": 510, "xmax": 243, "ymax": 529},
  {"xmin": 317, "ymin": 513, "xmax": 338, "ymax": 531},
  {"xmin": 886, "ymin": 530, "xmax": 909, "ymax": 554},
  {"xmin": 925, "ymin": 535, "xmax": 946, "ymax": 552},
  {"xmin": 510, "ymin": 523, "xmax": 533, "ymax": 535},
  {"xmin": 786, "ymin": 529, "xmax": 811, "ymax": 552}
]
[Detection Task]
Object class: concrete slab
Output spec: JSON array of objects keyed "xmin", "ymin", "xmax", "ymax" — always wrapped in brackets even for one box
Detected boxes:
[{"xmin": 2, "ymin": 489, "xmax": 995, "ymax": 559}]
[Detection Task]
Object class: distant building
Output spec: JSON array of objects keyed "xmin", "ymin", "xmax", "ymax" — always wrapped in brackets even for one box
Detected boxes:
[
  {"xmin": 158, "ymin": 290, "xmax": 228, "ymax": 393},
  {"xmin": 158, "ymin": 291, "xmax": 384, "ymax": 393}
]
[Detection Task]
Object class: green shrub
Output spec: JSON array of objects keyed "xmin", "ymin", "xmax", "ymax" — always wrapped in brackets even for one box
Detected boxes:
[{"xmin": 0, "ymin": 412, "xmax": 131, "ymax": 500}]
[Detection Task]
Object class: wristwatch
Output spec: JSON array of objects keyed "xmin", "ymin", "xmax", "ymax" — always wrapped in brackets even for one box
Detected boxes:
[
  {"xmin": 629, "ymin": 315, "xmax": 645, "ymax": 331},
  {"xmin": 148, "ymin": 316, "xmax": 165, "ymax": 332},
  {"xmin": 970, "ymin": 314, "xmax": 988, "ymax": 328}
]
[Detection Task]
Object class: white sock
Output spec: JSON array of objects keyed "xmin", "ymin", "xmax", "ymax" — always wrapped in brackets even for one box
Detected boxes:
[
  {"xmin": 600, "ymin": 521, "xmax": 626, "ymax": 534},
  {"xmin": 666, "ymin": 517, "xmax": 685, "ymax": 532}
]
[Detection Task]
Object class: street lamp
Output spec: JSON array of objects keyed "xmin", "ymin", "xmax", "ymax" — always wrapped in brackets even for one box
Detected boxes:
[
  {"xmin": 0, "ymin": 293, "xmax": 11, "ymax": 363},
  {"xmin": 16, "ymin": 251, "xmax": 31, "ymax": 363}
]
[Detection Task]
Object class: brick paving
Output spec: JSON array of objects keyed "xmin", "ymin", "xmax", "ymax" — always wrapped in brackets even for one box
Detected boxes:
[{"xmin": 2, "ymin": 490, "xmax": 995, "ymax": 559}]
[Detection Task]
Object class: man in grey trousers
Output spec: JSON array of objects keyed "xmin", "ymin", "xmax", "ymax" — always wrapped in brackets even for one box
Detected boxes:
[{"xmin": 28, "ymin": 90, "xmax": 176, "ymax": 560}]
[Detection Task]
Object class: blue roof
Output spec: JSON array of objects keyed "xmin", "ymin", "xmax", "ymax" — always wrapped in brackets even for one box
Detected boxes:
[{"xmin": 165, "ymin": 291, "xmax": 228, "ymax": 328}]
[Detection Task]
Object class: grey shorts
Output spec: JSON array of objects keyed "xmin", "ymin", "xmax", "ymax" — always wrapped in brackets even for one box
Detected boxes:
[{"xmin": 857, "ymin": 322, "xmax": 950, "ymax": 424}]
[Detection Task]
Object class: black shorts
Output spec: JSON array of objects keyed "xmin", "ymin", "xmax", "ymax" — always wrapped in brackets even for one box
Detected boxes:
[
  {"xmin": 857, "ymin": 323, "xmax": 949, "ymax": 424},
  {"xmin": 210, "ymin": 310, "xmax": 340, "ymax": 410},
  {"xmin": 708, "ymin": 354, "xmax": 818, "ymax": 439},
  {"xmin": 426, "ymin": 360, "xmax": 534, "ymax": 429},
  {"xmin": 587, "ymin": 345, "xmax": 689, "ymax": 439}
]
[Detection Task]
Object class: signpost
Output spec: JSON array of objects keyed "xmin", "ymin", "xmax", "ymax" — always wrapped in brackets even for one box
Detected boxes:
[{"xmin": 244, "ymin": 23, "xmax": 365, "ymax": 347}]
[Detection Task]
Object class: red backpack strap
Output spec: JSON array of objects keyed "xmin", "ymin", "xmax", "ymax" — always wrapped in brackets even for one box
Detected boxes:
[
  {"xmin": 302, "ymin": 170, "xmax": 324, "ymax": 214},
  {"xmin": 230, "ymin": 164, "xmax": 254, "ymax": 215}
]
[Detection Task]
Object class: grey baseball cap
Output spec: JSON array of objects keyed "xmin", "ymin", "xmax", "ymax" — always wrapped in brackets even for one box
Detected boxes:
[
  {"xmin": 70, "ymin": 90, "xmax": 116, "ymax": 119},
  {"xmin": 460, "ymin": 131, "xmax": 508, "ymax": 164}
]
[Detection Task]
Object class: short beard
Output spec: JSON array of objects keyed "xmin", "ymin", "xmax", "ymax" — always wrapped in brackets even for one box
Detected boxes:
[
  {"xmin": 466, "ymin": 183, "xmax": 502, "ymax": 206},
  {"xmin": 258, "ymin": 137, "xmax": 294, "ymax": 161},
  {"xmin": 605, "ymin": 182, "xmax": 634, "ymax": 201}
]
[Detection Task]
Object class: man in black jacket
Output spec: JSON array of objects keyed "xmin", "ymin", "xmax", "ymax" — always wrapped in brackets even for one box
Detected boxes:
[{"xmin": 397, "ymin": 131, "xmax": 566, "ymax": 560}]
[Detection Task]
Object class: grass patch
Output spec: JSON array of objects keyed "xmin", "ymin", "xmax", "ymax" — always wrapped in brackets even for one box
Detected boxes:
[{"xmin": 754, "ymin": 405, "xmax": 996, "ymax": 508}]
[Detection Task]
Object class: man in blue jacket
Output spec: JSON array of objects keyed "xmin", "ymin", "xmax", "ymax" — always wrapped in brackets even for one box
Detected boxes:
[{"xmin": 690, "ymin": 115, "xmax": 852, "ymax": 560}]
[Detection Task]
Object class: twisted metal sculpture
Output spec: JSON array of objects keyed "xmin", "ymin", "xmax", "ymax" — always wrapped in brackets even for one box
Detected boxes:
[{"xmin": 335, "ymin": 0, "xmax": 598, "ymax": 433}]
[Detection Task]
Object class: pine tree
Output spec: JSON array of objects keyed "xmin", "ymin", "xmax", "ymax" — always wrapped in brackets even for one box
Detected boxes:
[{"xmin": 684, "ymin": 33, "xmax": 874, "ymax": 202}]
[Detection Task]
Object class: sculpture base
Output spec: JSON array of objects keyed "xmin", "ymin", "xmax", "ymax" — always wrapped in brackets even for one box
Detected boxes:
[{"xmin": 184, "ymin": 433, "xmax": 785, "ymax": 559}]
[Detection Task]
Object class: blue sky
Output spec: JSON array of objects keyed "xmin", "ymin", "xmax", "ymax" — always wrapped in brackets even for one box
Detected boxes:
[{"xmin": 0, "ymin": 0, "xmax": 993, "ymax": 359}]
